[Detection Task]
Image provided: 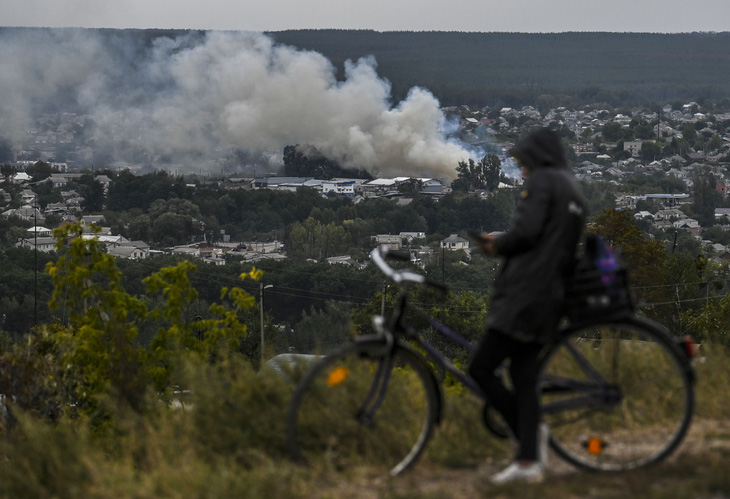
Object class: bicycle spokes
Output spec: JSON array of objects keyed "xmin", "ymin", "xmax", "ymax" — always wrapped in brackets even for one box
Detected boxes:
[{"xmin": 540, "ymin": 320, "xmax": 694, "ymax": 472}]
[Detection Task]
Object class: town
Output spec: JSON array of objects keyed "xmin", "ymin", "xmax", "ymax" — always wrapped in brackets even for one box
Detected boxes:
[{"xmin": 2, "ymin": 100, "xmax": 730, "ymax": 265}]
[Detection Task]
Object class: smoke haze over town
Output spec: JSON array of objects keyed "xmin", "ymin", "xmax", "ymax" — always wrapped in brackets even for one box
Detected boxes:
[{"xmin": 0, "ymin": 28, "xmax": 473, "ymax": 178}]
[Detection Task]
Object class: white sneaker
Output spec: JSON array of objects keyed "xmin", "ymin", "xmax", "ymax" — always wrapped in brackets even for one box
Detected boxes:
[
  {"xmin": 490, "ymin": 461, "xmax": 544, "ymax": 485},
  {"xmin": 539, "ymin": 422, "xmax": 550, "ymax": 466}
]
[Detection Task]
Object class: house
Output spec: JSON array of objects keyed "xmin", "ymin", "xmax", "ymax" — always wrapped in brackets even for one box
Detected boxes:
[
  {"xmin": 12, "ymin": 172, "xmax": 30, "ymax": 184},
  {"xmin": 684, "ymin": 152, "xmax": 706, "ymax": 163},
  {"xmin": 48, "ymin": 173, "xmax": 83, "ymax": 188},
  {"xmin": 624, "ymin": 141, "xmax": 642, "ymax": 157},
  {"xmin": 81, "ymin": 215, "xmax": 105, "ymax": 226},
  {"xmin": 222, "ymin": 177, "xmax": 254, "ymax": 190},
  {"xmin": 94, "ymin": 175, "xmax": 112, "ymax": 193},
  {"xmin": 277, "ymin": 179, "xmax": 324, "ymax": 193},
  {"xmin": 107, "ymin": 240, "xmax": 150, "ymax": 260},
  {"xmin": 634, "ymin": 211, "xmax": 654, "ymax": 220},
  {"xmin": 573, "ymin": 143, "xmax": 595, "ymax": 155},
  {"xmin": 252, "ymin": 177, "xmax": 314, "ymax": 189},
  {"xmin": 441, "ymin": 234, "xmax": 470, "ymax": 251},
  {"xmin": 20, "ymin": 189, "xmax": 38, "ymax": 205},
  {"xmin": 322, "ymin": 180, "xmax": 356, "ymax": 196},
  {"xmin": 80, "ymin": 233, "xmax": 127, "ymax": 245},
  {"xmin": 399, "ymin": 232, "xmax": 426, "ymax": 243},
  {"xmin": 16, "ymin": 236, "xmax": 57, "ymax": 253},
  {"xmin": 673, "ymin": 218, "xmax": 701, "ymax": 232},
  {"xmin": 107, "ymin": 245, "xmax": 148, "ymax": 260},
  {"xmin": 2, "ymin": 206, "xmax": 43, "ymax": 222},
  {"xmin": 715, "ymin": 208, "xmax": 730, "ymax": 220},
  {"xmin": 373, "ymin": 234, "xmax": 403, "ymax": 250},
  {"xmin": 202, "ymin": 256, "xmax": 226, "ymax": 266},
  {"xmin": 605, "ymin": 167, "xmax": 625, "ymax": 178},
  {"xmin": 710, "ymin": 243, "xmax": 729, "ymax": 254},
  {"xmin": 362, "ymin": 178, "xmax": 399, "ymax": 197},
  {"xmin": 170, "ymin": 245, "xmax": 202, "ymax": 258},
  {"xmin": 326, "ymin": 255, "xmax": 355, "ymax": 265},
  {"xmin": 27, "ymin": 226, "xmax": 53, "ymax": 237},
  {"xmin": 655, "ymin": 208, "xmax": 687, "ymax": 221}
]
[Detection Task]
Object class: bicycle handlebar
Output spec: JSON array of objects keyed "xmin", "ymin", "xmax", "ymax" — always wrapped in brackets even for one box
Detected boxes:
[{"xmin": 370, "ymin": 246, "xmax": 448, "ymax": 292}]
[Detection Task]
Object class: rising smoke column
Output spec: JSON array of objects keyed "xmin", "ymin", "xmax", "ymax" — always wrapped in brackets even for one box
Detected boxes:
[{"xmin": 0, "ymin": 29, "xmax": 472, "ymax": 178}]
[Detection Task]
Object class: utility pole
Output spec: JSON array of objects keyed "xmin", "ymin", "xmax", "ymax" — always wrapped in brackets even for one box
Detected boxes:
[
  {"xmin": 259, "ymin": 283, "xmax": 273, "ymax": 364},
  {"xmin": 33, "ymin": 199, "xmax": 38, "ymax": 327}
]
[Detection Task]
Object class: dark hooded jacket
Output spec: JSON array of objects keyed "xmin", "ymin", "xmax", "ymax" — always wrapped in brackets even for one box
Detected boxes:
[{"xmin": 487, "ymin": 128, "xmax": 586, "ymax": 343}]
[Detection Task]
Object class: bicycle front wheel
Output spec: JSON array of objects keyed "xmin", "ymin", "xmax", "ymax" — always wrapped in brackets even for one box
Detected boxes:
[
  {"xmin": 286, "ymin": 340, "xmax": 440, "ymax": 477},
  {"xmin": 539, "ymin": 317, "xmax": 694, "ymax": 472}
]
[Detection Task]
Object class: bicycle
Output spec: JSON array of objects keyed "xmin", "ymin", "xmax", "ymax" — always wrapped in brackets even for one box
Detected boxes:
[{"xmin": 286, "ymin": 246, "xmax": 697, "ymax": 477}]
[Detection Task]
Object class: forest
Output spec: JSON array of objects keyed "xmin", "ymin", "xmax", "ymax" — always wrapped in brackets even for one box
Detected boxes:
[{"xmin": 269, "ymin": 30, "xmax": 730, "ymax": 109}]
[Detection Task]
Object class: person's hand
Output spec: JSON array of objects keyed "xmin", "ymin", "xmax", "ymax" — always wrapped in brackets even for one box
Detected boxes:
[{"xmin": 476, "ymin": 233, "xmax": 497, "ymax": 255}]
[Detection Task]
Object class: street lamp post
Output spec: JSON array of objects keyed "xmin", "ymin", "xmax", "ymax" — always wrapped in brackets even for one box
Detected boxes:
[
  {"xmin": 259, "ymin": 283, "xmax": 273, "ymax": 363},
  {"xmin": 33, "ymin": 202, "xmax": 37, "ymax": 326}
]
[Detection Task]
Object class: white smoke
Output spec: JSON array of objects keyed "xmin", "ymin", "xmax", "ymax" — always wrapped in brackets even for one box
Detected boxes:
[{"xmin": 0, "ymin": 28, "xmax": 472, "ymax": 178}]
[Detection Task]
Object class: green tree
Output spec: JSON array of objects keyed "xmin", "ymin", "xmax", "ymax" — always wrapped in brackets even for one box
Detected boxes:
[
  {"xmin": 680, "ymin": 123, "xmax": 697, "ymax": 147},
  {"xmin": 285, "ymin": 217, "xmax": 348, "ymax": 261},
  {"xmin": 78, "ymin": 175, "xmax": 105, "ymax": 213},
  {"xmin": 26, "ymin": 161, "xmax": 53, "ymax": 182},
  {"xmin": 602, "ymin": 122, "xmax": 623, "ymax": 142},
  {"xmin": 451, "ymin": 154, "xmax": 501, "ymax": 192},
  {"xmin": 692, "ymin": 169, "xmax": 719, "ymax": 226},
  {"xmin": 707, "ymin": 134, "xmax": 723, "ymax": 153},
  {"xmin": 148, "ymin": 198, "xmax": 202, "ymax": 220},
  {"xmin": 127, "ymin": 214, "xmax": 152, "ymax": 241},
  {"xmin": 46, "ymin": 223, "xmax": 150, "ymax": 414},
  {"xmin": 1, "ymin": 163, "xmax": 15, "ymax": 182},
  {"xmin": 150, "ymin": 212, "xmax": 195, "ymax": 247},
  {"xmin": 634, "ymin": 122, "xmax": 657, "ymax": 140},
  {"xmin": 290, "ymin": 301, "xmax": 353, "ymax": 352},
  {"xmin": 640, "ymin": 141, "xmax": 662, "ymax": 162},
  {"xmin": 397, "ymin": 178, "xmax": 424, "ymax": 197},
  {"xmin": 590, "ymin": 208, "xmax": 669, "ymax": 321},
  {"xmin": 35, "ymin": 222, "xmax": 258, "ymax": 421}
]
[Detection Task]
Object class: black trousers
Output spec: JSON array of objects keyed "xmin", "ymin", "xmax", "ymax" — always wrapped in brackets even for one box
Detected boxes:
[{"xmin": 468, "ymin": 329, "xmax": 543, "ymax": 461}]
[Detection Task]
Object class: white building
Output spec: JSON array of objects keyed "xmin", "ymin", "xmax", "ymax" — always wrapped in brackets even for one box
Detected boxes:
[
  {"xmin": 322, "ymin": 180, "xmax": 356, "ymax": 196},
  {"xmin": 441, "ymin": 234, "xmax": 470, "ymax": 251}
]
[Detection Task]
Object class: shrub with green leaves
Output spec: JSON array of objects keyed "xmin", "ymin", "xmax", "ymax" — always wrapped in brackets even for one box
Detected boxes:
[{"xmin": 0, "ymin": 222, "xmax": 260, "ymax": 427}]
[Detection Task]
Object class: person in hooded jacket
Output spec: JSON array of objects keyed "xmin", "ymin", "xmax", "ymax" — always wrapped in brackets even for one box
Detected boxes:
[{"xmin": 468, "ymin": 127, "xmax": 586, "ymax": 484}]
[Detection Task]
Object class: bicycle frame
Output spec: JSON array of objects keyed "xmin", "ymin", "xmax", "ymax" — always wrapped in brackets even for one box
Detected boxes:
[{"xmin": 367, "ymin": 246, "xmax": 621, "ymax": 422}]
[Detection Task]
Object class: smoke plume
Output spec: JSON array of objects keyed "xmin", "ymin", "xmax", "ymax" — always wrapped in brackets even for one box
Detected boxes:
[{"xmin": 0, "ymin": 28, "xmax": 472, "ymax": 179}]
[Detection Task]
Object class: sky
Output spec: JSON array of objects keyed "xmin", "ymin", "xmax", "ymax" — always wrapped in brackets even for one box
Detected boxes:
[{"xmin": 2, "ymin": 0, "xmax": 730, "ymax": 33}]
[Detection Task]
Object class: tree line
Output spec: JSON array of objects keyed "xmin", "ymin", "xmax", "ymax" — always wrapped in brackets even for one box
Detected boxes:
[{"xmin": 269, "ymin": 30, "xmax": 730, "ymax": 110}]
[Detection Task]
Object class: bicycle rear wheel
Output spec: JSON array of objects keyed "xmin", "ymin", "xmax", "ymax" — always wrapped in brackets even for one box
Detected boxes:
[
  {"xmin": 539, "ymin": 317, "xmax": 694, "ymax": 472},
  {"xmin": 286, "ymin": 340, "xmax": 440, "ymax": 477}
]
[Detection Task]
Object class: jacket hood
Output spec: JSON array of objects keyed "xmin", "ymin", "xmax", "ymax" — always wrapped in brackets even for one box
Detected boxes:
[{"xmin": 510, "ymin": 128, "xmax": 566, "ymax": 170}]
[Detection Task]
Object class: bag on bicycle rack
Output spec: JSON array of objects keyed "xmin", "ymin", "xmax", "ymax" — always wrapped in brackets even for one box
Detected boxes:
[{"xmin": 565, "ymin": 234, "xmax": 634, "ymax": 323}]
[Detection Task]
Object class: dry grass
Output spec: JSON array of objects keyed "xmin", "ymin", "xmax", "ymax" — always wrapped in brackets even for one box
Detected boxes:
[{"xmin": 0, "ymin": 343, "xmax": 728, "ymax": 498}]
